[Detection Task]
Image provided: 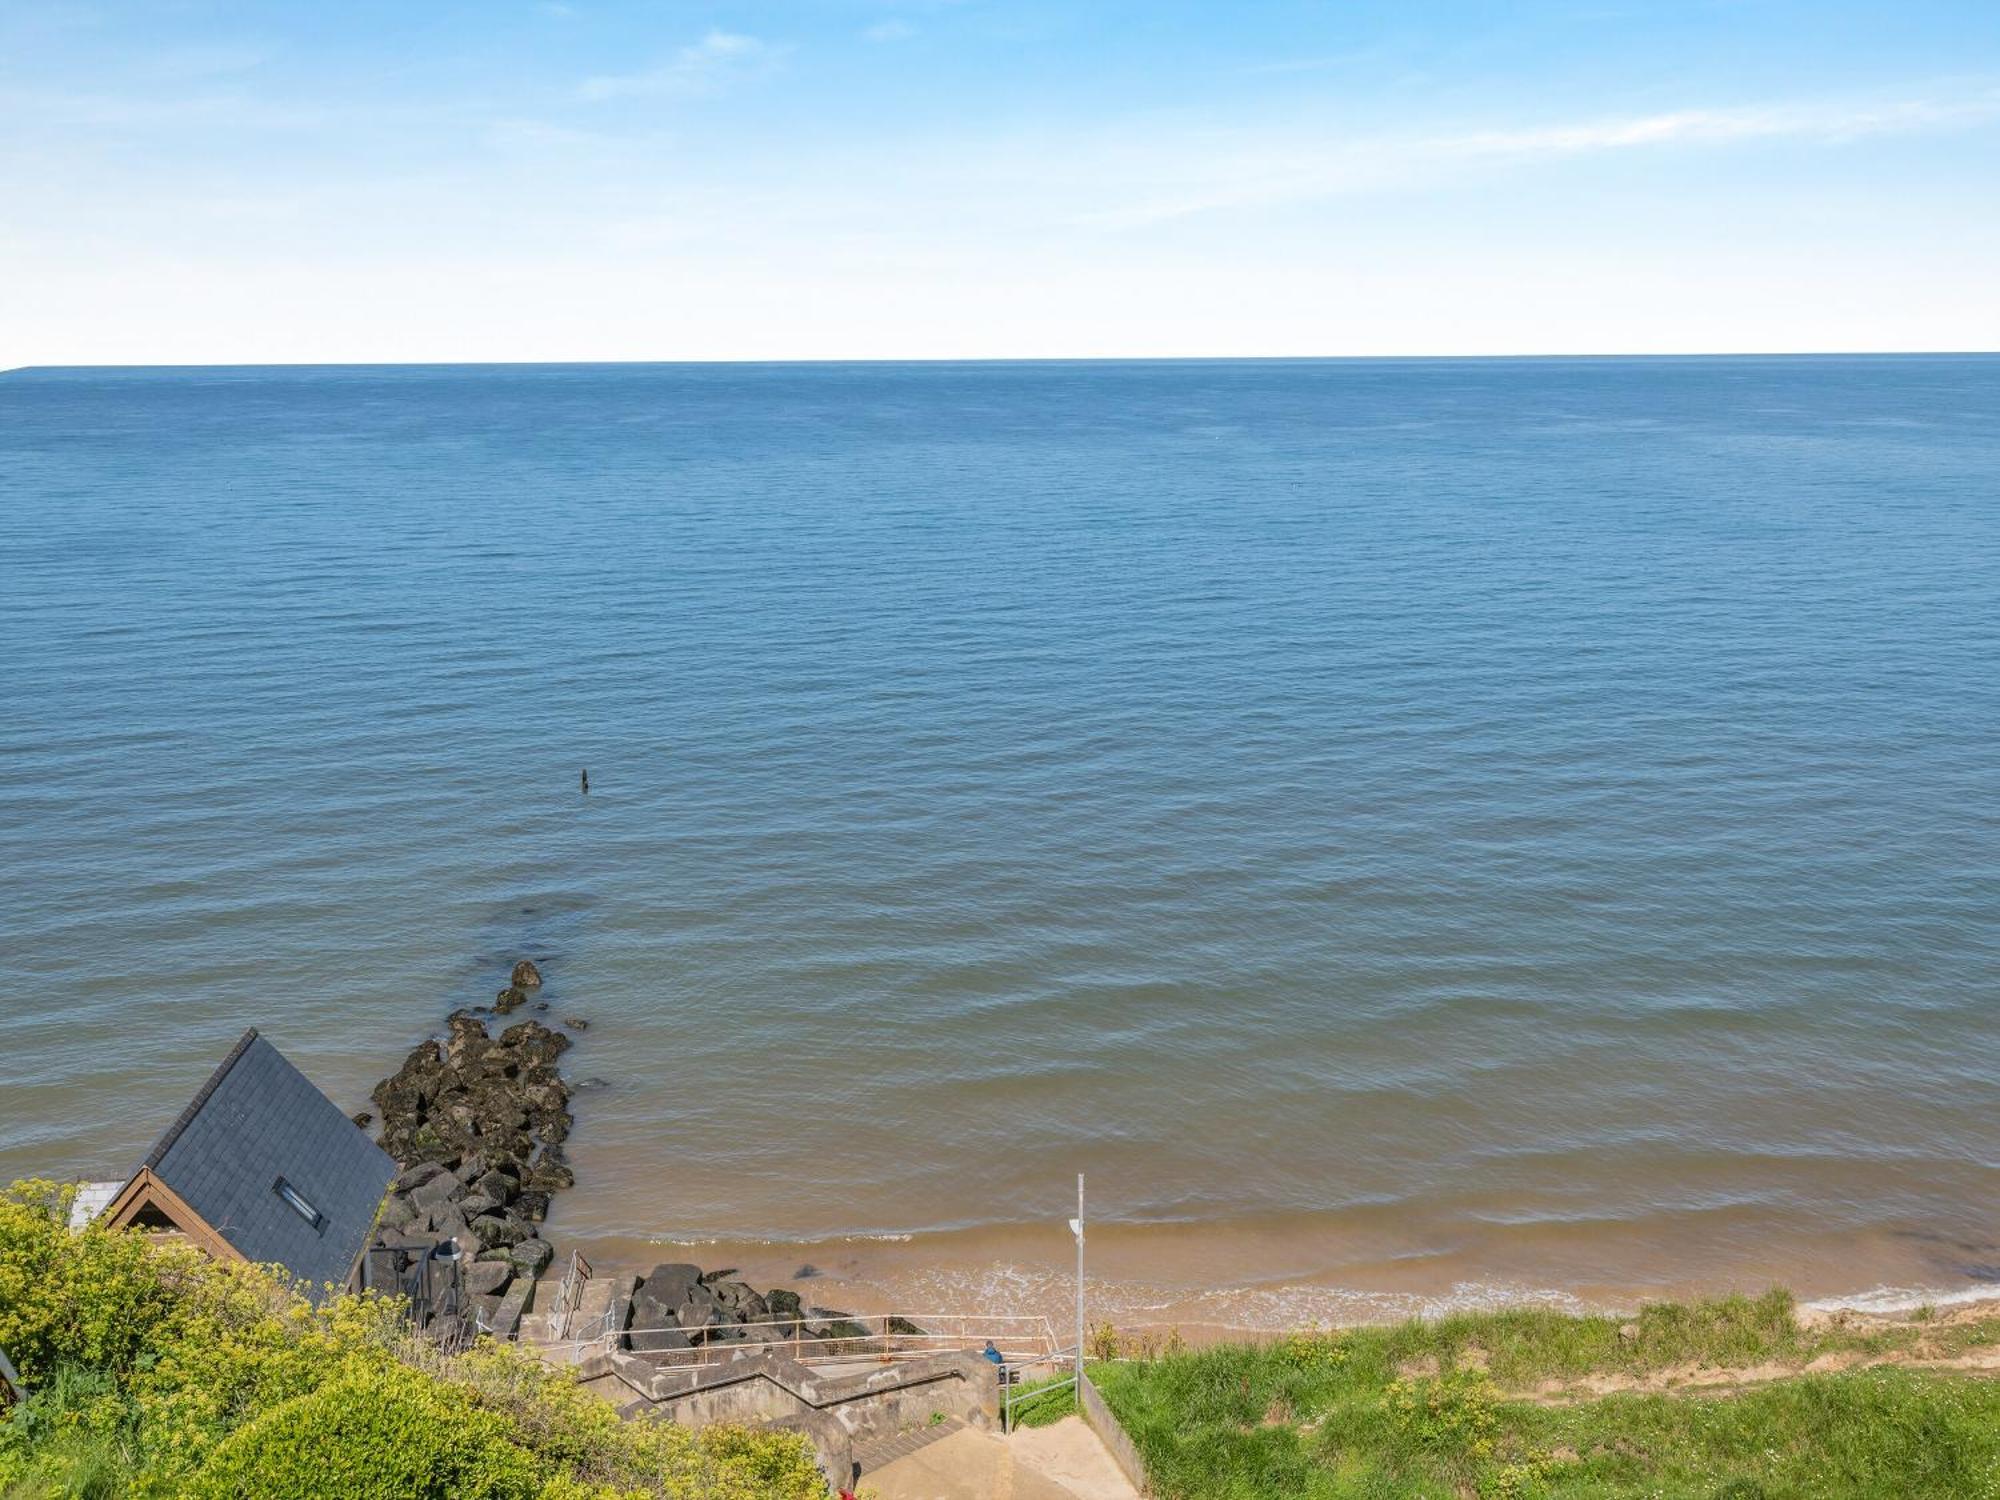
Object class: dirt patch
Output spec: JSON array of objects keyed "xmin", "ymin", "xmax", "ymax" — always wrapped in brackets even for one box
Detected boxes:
[{"xmin": 1524, "ymin": 1345, "xmax": 2000, "ymax": 1405}]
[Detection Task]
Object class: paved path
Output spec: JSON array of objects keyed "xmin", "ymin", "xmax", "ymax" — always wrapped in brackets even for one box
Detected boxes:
[{"xmin": 862, "ymin": 1418, "xmax": 1139, "ymax": 1500}]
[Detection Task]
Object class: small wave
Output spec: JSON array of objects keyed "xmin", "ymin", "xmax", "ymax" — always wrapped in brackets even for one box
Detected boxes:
[
  {"xmin": 641, "ymin": 1231, "xmax": 916, "ymax": 1248},
  {"xmin": 1803, "ymin": 1283, "xmax": 2000, "ymax": 1316}
]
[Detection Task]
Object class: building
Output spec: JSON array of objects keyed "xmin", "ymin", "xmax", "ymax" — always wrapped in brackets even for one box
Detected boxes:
[{"xmin": 98, "ymin": 1028, "xmax": 395, "ymax": 1297}]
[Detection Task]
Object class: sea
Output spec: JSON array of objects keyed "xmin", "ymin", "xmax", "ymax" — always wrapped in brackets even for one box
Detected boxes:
[{"xmin": 3, "ymin": 356, "xmax": 1996, "ymax": 1328}]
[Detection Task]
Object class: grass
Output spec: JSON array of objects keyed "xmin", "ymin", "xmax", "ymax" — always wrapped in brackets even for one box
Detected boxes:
[
  {"xmin": 1004, "ymin": 1371, "xmax": 1080, "ymax": 1428},
  {"xmin": 1087, "ymin": 1292, "xmax": 2000, "ymax": 1498}
]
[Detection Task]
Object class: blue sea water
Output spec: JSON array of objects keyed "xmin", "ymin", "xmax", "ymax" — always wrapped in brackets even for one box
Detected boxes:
[{"xmin": 3, "ymin": 357, "xmax": 1997, "ymax": 1313}]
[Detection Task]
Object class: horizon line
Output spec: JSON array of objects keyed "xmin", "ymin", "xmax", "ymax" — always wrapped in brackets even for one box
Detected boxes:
[{"xmin": 7, "ymin": 349, "xmax": 2000, "ymax": 377}]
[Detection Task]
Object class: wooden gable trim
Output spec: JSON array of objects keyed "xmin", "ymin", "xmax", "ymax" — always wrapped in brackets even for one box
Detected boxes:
[{"xmin": 98, "ymin": 1167, "xmax": 246, "ymax": 1267}]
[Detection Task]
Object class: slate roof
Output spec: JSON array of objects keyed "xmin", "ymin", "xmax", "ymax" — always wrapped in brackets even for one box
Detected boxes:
[{"xmin": 143, "ymin": 1029, "xmax": 395, "ymax": 1295}]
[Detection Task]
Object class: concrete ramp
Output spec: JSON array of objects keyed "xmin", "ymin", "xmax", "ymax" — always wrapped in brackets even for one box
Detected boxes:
[{"xmin": 865, "ymin": 1418, "xmax": 1139, "ymax": 1500}]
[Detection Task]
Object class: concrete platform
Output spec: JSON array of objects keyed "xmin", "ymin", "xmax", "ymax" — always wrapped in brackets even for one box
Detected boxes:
[{"xmin": 863, "ymin": 1418, "xmax": 1139, "ymax": 1500}]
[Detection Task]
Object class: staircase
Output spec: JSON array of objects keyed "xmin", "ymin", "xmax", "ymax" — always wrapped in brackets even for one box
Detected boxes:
[
  {"xmin": 853, "ymin": 1416, "xmax": 970, "ymax": 1477},
  {"xmin": 517, "ymin": 1269, "xmax": 634, "ymax": 1363}
]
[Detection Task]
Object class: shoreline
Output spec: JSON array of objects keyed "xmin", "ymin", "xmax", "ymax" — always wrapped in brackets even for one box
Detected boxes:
[{"xmin": 556, "ymin": 1210, "xmax": 2000, "ymax": 1335}]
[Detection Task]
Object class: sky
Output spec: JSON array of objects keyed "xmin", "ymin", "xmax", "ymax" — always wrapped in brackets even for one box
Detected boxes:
[{"xmin": 2, "ymin": 1, "xmax": 1998, "ymax": 364}]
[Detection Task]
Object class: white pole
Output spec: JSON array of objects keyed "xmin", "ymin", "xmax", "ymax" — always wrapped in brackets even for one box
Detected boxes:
[{"xmin": 1074, "ymin": 1173, "xmax": 1085, "ymax": 1391}]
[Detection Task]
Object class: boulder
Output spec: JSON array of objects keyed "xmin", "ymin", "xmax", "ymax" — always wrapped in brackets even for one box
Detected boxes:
[
  {"xmin": 514, "ymin": 1190, "xmax": 551, "ymax": 1223},
  {"xmin": 767, "ymin": 1288, "xmax": 803, "ymax": 1319},
  {"xmin": 675, "ymin": 1283, "xmax": 726, "ymax": 1334},
  {"xmin": 631, "ymin": 1264, "xmax": 703, "ymax": 1332},
  {"xmin": 377, "ymin": 1197, "xmax": 424, "ymax": 1234},
  {"xmin": 410, "ymin": 1171, "xmax": 466, "ymax": 1215},
  {"xmin": 508, "ymin": 1238, "xmax": 555, "ymax": 1276},
  {"xmin": 711, "ymin": 1281, "xmax": 768, "ymax": 1320},
  {"xmin": 457, "ymin": 1191, "xmax": 503, "ymax": 1220},
  {"xmin": 494, "ymin": 987, "xmax": 528, "ymax": 1014},
  {"xmin": 811, "ymin": 1313, "xmax": 872, "ymax": 1342},
  {"xmin": 525, "ymin": 1156, "xmax": 575, "ymax": 1192},
  {"xmin": 431, "ymin": 1208, "xmax": 472, "ymax": 1249},
  {"xmin": 465, "ymin": 1260, "xmax": 513, "ymax": 1298},
  {"xmin": 472, "ymin": 1168, "xmax": 521, "ymax": 1203},
  {"xmin": 511, "ymin": 959, "xmax": 542, "ymax": 987},
  {"xmin": 629, "ymin": 1323, "xmax": 692, "ymax": 1354},
  {"xmin": 564, "ymin": 1016, "xmax": 590, "ymax": 1031},
  {"xmin": 470, "ymin": 1214, "xmax": 528, "ymax": 1249},
  {"xmin": 393, "ymin": 1161, "xmax": 449, "ymax": 1195}
]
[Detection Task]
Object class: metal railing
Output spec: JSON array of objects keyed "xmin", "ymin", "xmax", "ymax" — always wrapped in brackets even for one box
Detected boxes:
[
  {"xmin": 545, "ymin": 1250, "xmax": 594, "ymax": 1339},
  {"xmin": 1000, "ymin": 1345, "xmax": 1080, "ymax": 1433},
  {"xmin": 531, "ymin": 1310, "xmax": 1060, "ymax": 1371}
]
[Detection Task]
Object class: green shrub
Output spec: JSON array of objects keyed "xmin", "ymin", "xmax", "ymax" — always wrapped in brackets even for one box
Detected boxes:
[
  {"xmin": 0, "ymin": 1178, "xmax": 822, "ymax": 1500},
  {"xmin": 187, "ymin": 1362, "xmax": 540, "ymax": 1500},
  {"xmin": 1383, "ymin": 1368, "xmax": 1499, "ymax": 1459}
]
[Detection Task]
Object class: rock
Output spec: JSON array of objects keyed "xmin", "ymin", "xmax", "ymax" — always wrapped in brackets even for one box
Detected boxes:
[
  {"xmin": 501, "ymin": 1021, "xmax": 571, "ymax": 1064},
  {"xmin": 351, "ymin": 1111, "xmax": 373, "ymax": 1129},
  {"xmin": 494, "ymin": 987, "xmax": 528, "ymax": 1014},
  {"xmin": 632, "ymin": 1264, "xmax": 704, "ymax": 1329},
  {"xmin": 676, "ymin": 1284, "xmax": 726, "ymax": 1334},
  {"xmin": 794, "ymin": 1264, "xmax": 821, "ymax": 1280},
  {"xmin": 564, "ymin": 1016, "xmax": 590, "ymax": 1031},
  {"xmin": 767, "ymin": 1288, "xmax": 803, "ymax": 1319},
  {"xmin": 1618, "ymin": 1322, "xmax": 1640, "ymax": 1343},
  {"xmin": 376, "ymin": 1199, "xmax": 421, "ymax": 1235},
  {"xmin": 489, "ymin": 1280, "xmax": 533, "ymax": 1339},
  {"xmin": 431, "ymin": 1207, "xmax": 472, "ymax": 1247},
  {"xmin": 428, "ymin": 1313, "xmax": 468, "ymax": 1347},
  {"xmin": 629, "ymin": 1323, "xmax": 692, "ymax": 1354},
  {"xmin": 511, "ymin": 959, "xmax": 543, "ymax": 988},
  {"xmin": 888, "ymin": 1316, "xmax": 926, "ymax": 1336},
  {"xmin": 472, "ymin": 1168, "xmax": 520, "ymax": 1203},
  {"xmin": 393, "ymin": 1161, "xmax": 449, "ymax": 1195},
  {"xmin": 465, "ymin": 1260, "xmax": 513, "ymax": 1298},
  {"xmin": 508, "ymin": 1238, "xmax": 555, "ymax": 1276},
  {"xmin": 525, "ymin": 1155, "xmax": 575, "ymax": 1192},
  {"xmin": 410, "ymin": 1170, "xmax": 466, "ymax": 1215},
  {"xmin": 471, "ymin": 1214, "xmax": 528, "ymax": 1249},
  {"xmin": 370, "ymin": 998, "xmax": 580, "ymax": 1324},
  {"xmin": 712, "ymin": 1281, "xmax": 768, "ymax": 1320},
  {"xmin": 811, "ymin": 1311, "xmax": 871, "ymax": 1341}
]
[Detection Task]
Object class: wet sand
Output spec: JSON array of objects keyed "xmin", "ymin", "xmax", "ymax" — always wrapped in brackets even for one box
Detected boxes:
[{"xmin": 566, "ymin": 1200, "xmax": 2000, "ymax": 1334}]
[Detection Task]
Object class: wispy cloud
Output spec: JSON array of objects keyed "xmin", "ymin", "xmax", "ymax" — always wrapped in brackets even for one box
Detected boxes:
[
  {"xmin": 865, "ymin": 21, "xmax": 916, "ymax": 43},
  {"xmin": 1081, "ymin": 90, "xmax": 2000, "ymax": 228},
  {"xmin": 580, "ymin": 30, "xmax": 773, "ymax": 102}
]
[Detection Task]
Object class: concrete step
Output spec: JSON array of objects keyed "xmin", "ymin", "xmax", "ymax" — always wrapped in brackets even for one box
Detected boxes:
[{"xmin": 853, "ymin": 1417, "xmax": 969, "ymax": 1480}]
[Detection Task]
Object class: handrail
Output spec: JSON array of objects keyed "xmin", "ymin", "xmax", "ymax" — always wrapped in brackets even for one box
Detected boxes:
[
  {"xmin": 530, "ymin": 1309, "xmax": 1062, "ymax": 1369},
  {"xmin": 1001, "ymin": 1346, "xmax": 1080, "ymax": 1433},
  {"xmin": 548, "ymin": 1250, "xmax": 594, "ymax": 1339}
]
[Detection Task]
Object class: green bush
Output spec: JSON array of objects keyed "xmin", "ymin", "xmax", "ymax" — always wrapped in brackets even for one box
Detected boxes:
[
  {"xmin": 188, "ymin": 1363, "xmax": 540, "ymax": 1500},
  {"xmin": 0, "ymin": 1179, "xmax": 821, "ymax": 1500},
  {"xmin": 1383, "ymin": 1368, "xmax": 1499, "ymax": 1458}
]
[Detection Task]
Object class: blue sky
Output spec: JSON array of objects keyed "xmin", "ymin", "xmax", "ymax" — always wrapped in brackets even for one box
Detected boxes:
[{"xmin": 3, "ymin": 1, "xmax": 1997, "ymax": 362}]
